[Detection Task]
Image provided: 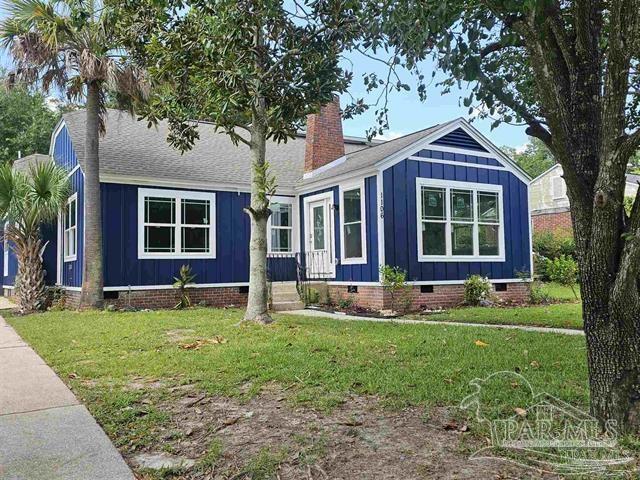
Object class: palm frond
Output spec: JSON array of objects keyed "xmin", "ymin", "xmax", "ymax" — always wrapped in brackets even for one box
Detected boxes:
[{"xmin": 27, "ymin": 160, "xmax": 70, "ymax": 223}]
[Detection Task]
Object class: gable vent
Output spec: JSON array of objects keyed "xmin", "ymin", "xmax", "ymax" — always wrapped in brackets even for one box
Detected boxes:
[{"xmin": 431, "ymin": 128, "xmax": 489, "ymax": 152}]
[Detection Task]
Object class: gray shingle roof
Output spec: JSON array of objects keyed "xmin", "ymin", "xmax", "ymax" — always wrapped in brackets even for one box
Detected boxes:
[
  {"xmin": 12, "ymin": 154, "xmax": 51, "ymax": 173},
  {"xmin": 301, "ymin": 120, "xmax": 457, "ymax": 184},
  {"xmin": 62, "ymin": 109, "xmax": 369, "ymax": 189}
]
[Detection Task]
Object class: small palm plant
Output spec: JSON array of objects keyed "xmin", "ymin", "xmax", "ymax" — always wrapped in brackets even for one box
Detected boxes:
[
  {"xmin": 173, "ymin": 264, "xmax": 197, "ymax": 310},
  {"xmin": 0, "ymin": 161, "xmax": 69, "ymax": 313}
]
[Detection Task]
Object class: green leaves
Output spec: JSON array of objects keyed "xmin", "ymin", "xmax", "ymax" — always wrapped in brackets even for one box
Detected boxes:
[{"xmin": 115, "ymin": 0, "xmax": 358, "ymax": 150}]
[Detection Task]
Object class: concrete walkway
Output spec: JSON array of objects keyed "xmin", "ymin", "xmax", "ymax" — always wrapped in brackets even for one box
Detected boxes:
[
  {"xmin": 286, "ymin": 309, "xmax": 585, "ymax": 336},
  {"xmin": 0, "ymin": 315, "xmax": 134, "ymax": 480}
]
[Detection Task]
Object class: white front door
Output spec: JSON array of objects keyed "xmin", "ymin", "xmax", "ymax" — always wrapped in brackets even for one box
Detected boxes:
[{"xmin": 305, "ymin": 195, "xmax": 334, "ymax": 278}]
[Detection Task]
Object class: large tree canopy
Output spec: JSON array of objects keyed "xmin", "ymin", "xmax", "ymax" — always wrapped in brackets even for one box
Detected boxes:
[
  {"xmin": 503, "ymin": 137, "xmax": 555, "ymax": 178},
  {"xmin": 0, "ymin": 74, "xmax": 59, "ymax": 164},
  {"xmin": 358, "ymin": 0, "xmax": 640, "ymax": 432},
  {"xmin": 115, "ymin": 0, "xmax": 359, "ymax": 323}
]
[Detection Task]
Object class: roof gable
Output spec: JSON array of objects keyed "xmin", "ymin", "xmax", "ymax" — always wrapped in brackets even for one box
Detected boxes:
[{"xmin": 430, "ymin": 127, "xmax": 489, "ymax": 153}]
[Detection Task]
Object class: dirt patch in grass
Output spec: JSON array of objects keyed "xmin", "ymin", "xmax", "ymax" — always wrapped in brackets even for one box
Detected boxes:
[{"xmin": 124, "ymin": 386, "xmax": 553, "ymax": 479}]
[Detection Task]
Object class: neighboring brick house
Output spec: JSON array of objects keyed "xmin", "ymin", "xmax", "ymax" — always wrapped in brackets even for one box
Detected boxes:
[
  {"xmin": 1, "ymin": 100, "xmax": 534, "ymax": 310},
  {"xmin": 530, "ymin": 164, "xmax": 640, "ymax": 234}
]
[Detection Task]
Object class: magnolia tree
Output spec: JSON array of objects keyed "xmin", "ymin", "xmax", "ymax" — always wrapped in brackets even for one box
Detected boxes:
[
  {"xmin": 115, "ymin": 0, "xmax": 360, "ymax": 323},
  {"xmin": 358, "ymin": 0, "xmax": 640, "ymax": 431}
]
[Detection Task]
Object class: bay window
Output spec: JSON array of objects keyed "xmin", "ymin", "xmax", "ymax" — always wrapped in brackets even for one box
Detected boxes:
[
  {"xmin": 340, "ymin": 181, "xmax": 367, "ymax": 264},
  {"xmin": 138, "ymin": 188, "xmax": 215, "ymax": 259},
  {"xmin": 417, "ymin": 179, "xmax": 503, "ymax": 261}
]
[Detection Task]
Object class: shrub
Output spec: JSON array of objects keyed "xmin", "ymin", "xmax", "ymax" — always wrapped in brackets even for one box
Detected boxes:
[
  {"xmin": 545, "ymin": 255, "xmax": 579, "ymax": 299},
  {"xmin": 379, "ymin": 265, "xmax": 412, "ymax": 313},
  {"xmin": 532, "ymin": 229, "xmax": 575, "ymax": 280},
  {"xmin": 463, "ymin": 275, "xmax": 492, "ymax": 306},
  {"xmin": 529, "ymin": 280, "xmax": 552, "ymax": 304},
  {"xmin": 173, "ymin": 264, "xmax": 197, "ymax": 309},
  {"xmin": 533, "ymin": 229, "xmax": 575, "ymax": 260}
]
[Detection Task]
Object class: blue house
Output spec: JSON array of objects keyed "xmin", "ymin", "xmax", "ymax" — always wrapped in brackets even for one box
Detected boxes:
[{"xmin": 1, "ymin": 101, "xmax": 532, "ymax": 309}]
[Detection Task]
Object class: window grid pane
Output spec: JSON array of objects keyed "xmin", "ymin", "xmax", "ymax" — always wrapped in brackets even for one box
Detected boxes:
[
  {"xmin": 271, "ymin": 203, "xmax": 292, "ymax": 228},
  {"xmin": 450, "ymin": 189, "xmax": 474, "ymax": 221},
  {"xmin": 421, "ymin": 187, "xmax": 445, "ymax": 220},
  {"xmin": 419, "ymin": 184, "xmax": 501, "ymax": 258},
  {"xmin": 343, "ymin": 188, "xmax": 362, "ymax": 224}
]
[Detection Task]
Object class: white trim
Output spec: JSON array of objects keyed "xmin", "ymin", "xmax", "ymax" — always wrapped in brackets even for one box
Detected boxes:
[
  {"xmin": 527, "ymin": 181, "xmax": 534, "ymax": 281},
  {"xmin": 376, "ymin": 119, "xmax": 531, "ymax": 185},
  {"xmin": 326, "ymin": 278, "xmax": 532, "ymax": 286},
  {"xmin": 67, "ymin": 164, "xmax": 80, "ymax": 178},
  {"xmin": 103, "ymin": 282, "xmax": 248, "ymax": 292},
  {"xmin": 48, "ymin": 119, "xmax": 66, "ymax": 157},
  {"xmin": 102, "ymin": 173, "xmax": 295, "ymax": 196},
  {"xmin": 3, "ymin": 223, "xmax": 8, "ymax": 278},
  {"xmin": 406, "ymin": 278, "xmax": 532, "ymax": 285},
  {"xmin": 3, "ymin": 285, "xmax": 14, "ymax": 289},
  {"xmin": 416, "ymin": 143, "xmax": 511, "ymax": 160},
  {"xmin": 267, "ymin": 195, "xmax": 298, "ymax": 255},
  {"xmin": 137, "ymin": 188, "xmax": 217, "ymax": 260},
  {"xmin": 302, "ymin": 191, "xmax": 336, "ymax": 278},
  {"xmin": 407, "ymin": 155, "xmax": 509, "ymax": 172},
  {"xmin": 63, "ymin": 193, "xmax": 78, "ymax": 262},
  {"xmin": 376, "ymin": 170, "xmax": 385, "ymax": 272},
  {"xmin": 297, "ymin": 169, "xmax": 378, "ymax": 195},
  {"xmin": 302, "ymin": 155, "xmax": 347, "ymax": 179},
  {"xmin": 298, "ymin": 120, "xmax": 530, "ymax": 194},
  {"xmin": 56, "ymin": 211, "xmax": 62, "ymax": 284},
  {"xmin": 339, "ymin": 179, "xmax": 367, "ymax": 265},
  {"xmin": 416, "ymin": 178, "xmax": 505, "ymax": 262}
]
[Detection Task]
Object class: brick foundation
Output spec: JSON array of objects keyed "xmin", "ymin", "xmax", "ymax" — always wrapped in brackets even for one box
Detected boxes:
[
  {"xmin": 328, "ymin": 281, "xmax": 530, "ymax": 311},
  {"xmin": 532, "ymin": 210, "xmax": 572, "ymax": 234},
  {"xmin": 61, "ymin": 286, "xmax": 248, "ymax": 310}
]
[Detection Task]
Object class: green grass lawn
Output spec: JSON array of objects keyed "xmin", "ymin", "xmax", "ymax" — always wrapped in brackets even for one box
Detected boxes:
[
  {"xmin": 422, "ymin": 302, "xmax": 583, "ymax": 329},
  {"xmin": 7, "ymin": 308, "xmax": 588, "ymax": 446},
  {"xmin": 538, "ymin": 281, "xmax": 581, "ymax": 302}
]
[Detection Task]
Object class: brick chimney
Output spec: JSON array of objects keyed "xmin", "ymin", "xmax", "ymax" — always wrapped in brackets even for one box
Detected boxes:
[{"xmin": 304, "ymin": 97, "xmax": 345, "ymax": 173}]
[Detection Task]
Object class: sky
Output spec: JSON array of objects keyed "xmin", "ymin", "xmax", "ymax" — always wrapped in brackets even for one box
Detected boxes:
[{"xmin": 0, "ymin": 15, "xmax": 530, "ymax": 150}]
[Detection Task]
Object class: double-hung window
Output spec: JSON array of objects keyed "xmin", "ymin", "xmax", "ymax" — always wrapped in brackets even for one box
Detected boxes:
[
  {"xmin": 268, "ymin": 200, "xmax": 293, "ymax": 254},
  {"xmin": 138, "ymin": 188, "xmax": 216, "ymax": 259},
  {"xmin": 64, "ymin": 194, "xmax": 77, "ymax": 261},
  {"xmin": 340, "ymin": 181, "xmax": 367, "ymax": 264},
  {"xmin": 417, "ymin": 179, "xmax": 503, "ymax": 261}
]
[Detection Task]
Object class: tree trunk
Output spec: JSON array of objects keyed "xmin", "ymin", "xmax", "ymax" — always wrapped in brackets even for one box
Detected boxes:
[
  {"xmin": 571, "ymin": 178, "xmax": 640, "ymax": 434},
  {"xmin": 79, "ymin": 81, "xmax": 104, "ymax": 309},
  {"xmin": 15, "ymin": 235, "xmax": 46, "ymax": 314},
  {"xmin": 243, "ymin": 98, "xmax": 272, "ymax": 324}
]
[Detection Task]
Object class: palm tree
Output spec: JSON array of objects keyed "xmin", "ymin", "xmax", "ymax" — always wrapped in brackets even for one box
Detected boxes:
[
  {"xmin": 0, "ymin": 0, "xmax": 148, "ymax": 308},
  {"xmin": 0, "ymin": 161, "xmax": 69, "ymax": 313}
]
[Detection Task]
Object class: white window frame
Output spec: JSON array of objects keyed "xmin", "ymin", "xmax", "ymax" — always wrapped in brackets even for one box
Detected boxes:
[
  {"xmin": 63, "ymin": 193, "xmax": 78, "ymax": 262},
  {"xmin": 339, "ymin": 179, "xmax": 367, "ymax": 265},
  {"xmin": 416, "ymin": 178, "xmax": 504, "ymax": 262},
  {"xmin": 267, "ymin": 196, "xmax": 296, "ymax": 256},
  {"xmin": 137, "ymin": 188, "xmax": 216, "ymax": 260},
  {"xmin": 3, "ymin": 222, "xmax": 8, "ymax": 277}
]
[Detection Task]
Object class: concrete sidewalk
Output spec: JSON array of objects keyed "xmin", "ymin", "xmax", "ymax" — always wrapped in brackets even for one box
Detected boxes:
[
  {"xmin": 0, "ymin": 315, "xmax": 134, "ymax": 480},
  {"xmin": 286, "ymin": 308, "xmax": 585, "ymax": 336}
]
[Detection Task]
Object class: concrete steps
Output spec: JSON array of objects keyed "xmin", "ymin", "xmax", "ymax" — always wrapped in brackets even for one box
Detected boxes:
[{"xmin": 270, "ymin": 282, "xmax": 304, "ymax": 311}]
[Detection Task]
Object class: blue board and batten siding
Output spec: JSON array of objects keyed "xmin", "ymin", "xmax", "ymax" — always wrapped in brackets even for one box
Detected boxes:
[
  {"xmin": 382, "ymin": 149, "xmax": 531, "ymax": 282},
  {"xmin": 102, "ymin": 183, "xmax": 252, "ymax": 287},
  {"xmin": 299, "ymin": 176, "xmax": 379, "ymax": 282},
  {"xmin": 53, "ymin": 125, "xmax": 84, "ymax": 288}
]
